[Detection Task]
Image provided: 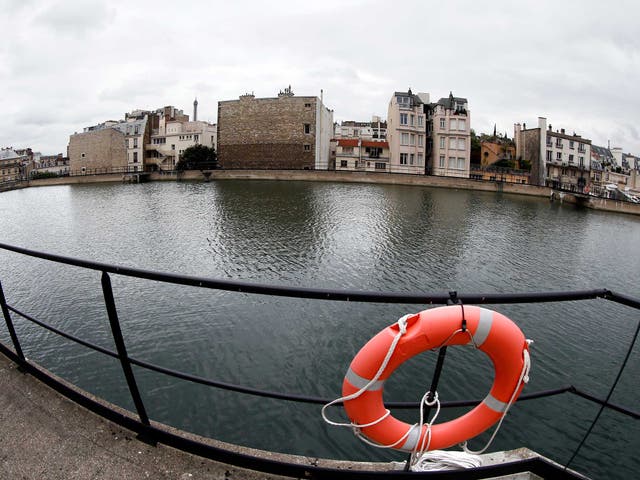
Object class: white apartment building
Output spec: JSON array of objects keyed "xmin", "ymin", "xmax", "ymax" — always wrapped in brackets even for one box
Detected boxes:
[
  {"xmin": 334, "ymin": 139, "xmax": 390, "ymax": 172},
  {"xmin": 429, "ymin": 93, "xmax": 471, "ymax": 178},
  {"xmin": 387, "ymin": 90, "xmax": 428, "ymax": 175},
  {"xmin": 334, "ymin": 116, "xmax": 387, "ymax": 141},
  {"xmin": 147, "ymin": 105, "xmax": 217, "ymax": 170}
]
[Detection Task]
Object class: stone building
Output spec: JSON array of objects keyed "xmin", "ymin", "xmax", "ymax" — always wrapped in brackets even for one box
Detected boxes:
[
  {"xmin": 386, "ymin": 90, "xmax": 428, "ymax": 175},
  {"xmin": 217, "ymin": 87, "xmax": 333, "ymax": 170},
  {"xmin": 427, "ymin": 93, "xmax": 471, "ymax": 178},
  {"xmin": 68, "ymin": 128, "xmax": 127, "ymax": 174},
  {"xmin": 514, "ymin": 117, "xmax": 591, "ymax": 190}
]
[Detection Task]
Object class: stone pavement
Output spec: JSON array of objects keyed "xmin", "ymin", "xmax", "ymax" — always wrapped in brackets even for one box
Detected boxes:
[{"xmin": 0, "ymin": 353, "xmax": 302, "ymax": 479}]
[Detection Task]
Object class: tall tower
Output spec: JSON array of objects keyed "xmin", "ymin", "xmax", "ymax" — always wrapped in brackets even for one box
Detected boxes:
[{"xmin": 193, "ymin": 98, "xmax": 198, "ymax": 122}]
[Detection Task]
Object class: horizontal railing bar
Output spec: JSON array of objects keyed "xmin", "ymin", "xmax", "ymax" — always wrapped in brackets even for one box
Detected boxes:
[
  {"xmin": 0, "ymin": 243, "xmax": 621, "ymax": 305},
  {"xmin": 8, "ymin": 302, "xmax": 639, "ymax": 419},
  {"xmin": 603, "ymin": 290, "xmax": 640, "ymax": 310},
  {"xmin": 0, "ymin": 341, "xmax": 584, "ymax": 480},
  {"xmin": 8, "ymin": 305, "xmax": 118, "ymax": 359}
]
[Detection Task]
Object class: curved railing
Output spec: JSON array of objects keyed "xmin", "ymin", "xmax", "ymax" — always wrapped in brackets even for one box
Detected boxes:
[{"xmin": 1, "ymin": 242, "xmax": 638, "ymax": 479}]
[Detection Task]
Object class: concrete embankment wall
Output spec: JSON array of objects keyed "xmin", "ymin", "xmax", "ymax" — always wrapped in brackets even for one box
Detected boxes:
[
  {"xmin": 24, "ymin": 169, "xmax": 640, "ymax": 216},
  {"xmin": 551, "ymin": 191, "xmax": 640, "ymax": 215}
]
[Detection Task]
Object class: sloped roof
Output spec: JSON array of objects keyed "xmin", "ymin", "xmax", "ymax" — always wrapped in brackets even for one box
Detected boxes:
[{"xmin": 0, "ymin": 149, "xmax": 20, "ymax": 160}]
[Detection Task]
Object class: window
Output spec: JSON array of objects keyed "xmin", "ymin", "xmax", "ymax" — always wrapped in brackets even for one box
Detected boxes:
[
  {"xmin": 375, "ymin": 162, "xmax": 386, "ymax": 170},
  {"xmin": 418, "ymin": 116, "xmax": 424, "ymax": 127},
  {"xmin": 570, "ymin": 141, "xmax": 575, "ymax": 149},
  {"xmin": 546, "ymin": 138, "xmax": 553, "ymax": 147},
  {"xmin": 171, "ymin": 144, "xmax": 175, "ymax": 150},
  {"xmin": 448, "ymin": 156, "xmax": 456, "ymax": 168},
  {"xmin": 410, "ymin": 114, "xmax": 415, "ymax": 126},
  {"xmin": 401, "ymin": 133, "xmax": 409, "ymax": 145},
  {"xmin": 458, "ymin": 138, "xmax": 466, "ymax": 150},
  {"xmin": 439, "ymin": 118, "xmax": 446, "ymax": 129},
  {"xmin": 458, "ymin": 119, "xmax": 466, "ymax": 131},
  {"xmin": 578, "ymin": 144, "xmax": 585, "ymax": 153},
  {"xmin": 418, "ymin": 135, "xmax": 424, "ymax": 147},
  {"xmin": 410, "ymin": 134, "xmax": 415, "ymax": 146},
  {"xmin": 304, "ymin": 103, "xmax": 312, "ymax": 108},
  {"xmin": 304, "ymin": 124, "xmax": 311, "ymax": 134},
  {"xmin": 546, "ymin": 150, "xmax": 552, "ymax": 161},
  {"xmin": 410, "ymin": 153, "xmax": 415, "ymax": 165},
  {"xmin": 81, "ymin": 153, "xmax": 85, "ymax": 158},
  {"xmin": 304, "ymin": 144, "xmax": 311, "ymax": 151},
  {"xmin": 133, "ymin": 152, "xmax": 138, "ymax": 163},
  {"xmin": 417, "ymin": 153, "xmax": 423, "ymax": 165},
  {"xmin": 400, "ymin": 113, "xmax": 408, "ymax": 125},
  {"xmin": 340, "ymin": 160, "xmax": 348, "ymax": 167},
  {"xmin": 450, "ymin": 119, "xmax": 458, "ymax": 131},
  {"xmin": 439, "ymin": 155, "xmax": 445, "ymax": 167},
  {"xmin": 556, "ymin": 139, "xmax": 563, "ymax": 148},
  {"xmin": 557, "ymin": 152, "xmax": 562, "ymax": 160},
  {"xmin": 134, "ymin": 125, "xmax": 139, "ymax": 135},
  {"xmin": 569, "ymin": 154, "xmax": 574, "ymax": 163},
  {"xmin": 440, "ymin": 137, "xmax": 446, "ymax": 149},
  {"xmin": 353, "ymin": 129, "xmax": 359, "ymax": 137},
  {"xmin": 579, "ymin": 156, "xmax": 584, "ymax": 166},
  {"xmin": 449, "ymin": 138, "xmax": 457, "ymax": 149},
  {"xmin": 194, "ymin": 134, "xmax": 199, "ymax": 143},
  {"xmin": 400, "ymin": 153, "xmax": 408, "ymax": 165},
  {"xmin": 457, "ymin": 158, "xmax": 465, "ymax": 169},
  {"xmin": 133, "ymin": 138, "xmax": 138, "ymax": 148}
]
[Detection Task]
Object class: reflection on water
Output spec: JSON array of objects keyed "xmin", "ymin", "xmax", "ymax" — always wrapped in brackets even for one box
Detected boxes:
[{"xmin": 0, "ymin": 180, "xmax": 639, "ymax": 479}]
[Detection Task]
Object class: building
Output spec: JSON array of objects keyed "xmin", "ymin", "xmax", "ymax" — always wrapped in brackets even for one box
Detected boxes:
[
  {"xmin": 427, "ymin": 93, "xmax": 471, "ymax": 178},
  {"xmin": 31, "ymin": 153, "xmax": 69, "ymax": 177},
  {"xmin": 68, "ymin": 127, "xmax": 128, "ymax": 174},
  {"xmin": 334, "ymin": 116, "xmax": 387, "ymax": 141},
  {"xmin": 217, "ymin": 87, "xmax": 333, "ymax": 170},
  {"xmin": 0, "ymin": 148, "xmax": 24, "ymax": 182},
  {"xmin": 386, "ymin": 90, "xmax": 428, "ymax": 175},
  {"xmin": 479, "ymin": 140, "xmax": 516, "ymax": 168},
  {"xmin": 146, "ymin": 104, "xmax": 217, "ymax": 170},
  {"xmin": 514, "ymin": 117, "xmax": 591, "ymax": 191},
  {"xmin": 334, "ymin": 139, "xmax": 390, "ymax": 172}
]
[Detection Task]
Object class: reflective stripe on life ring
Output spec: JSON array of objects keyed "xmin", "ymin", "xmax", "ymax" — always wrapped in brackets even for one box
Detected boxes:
[{"xmin": 342, "ymin": 306, "xmax": 529, "ymax": 452}]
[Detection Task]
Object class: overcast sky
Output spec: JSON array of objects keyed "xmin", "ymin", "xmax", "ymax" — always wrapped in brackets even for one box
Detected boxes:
[{"xmin": 2, "ymin": 0, "xmax": 639, "ymax": 155}]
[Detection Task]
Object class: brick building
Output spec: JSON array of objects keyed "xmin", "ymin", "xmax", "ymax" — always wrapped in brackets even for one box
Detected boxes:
[{"xmin": 217, "ymin": 87, "xmax": 333, "ymax": 170}]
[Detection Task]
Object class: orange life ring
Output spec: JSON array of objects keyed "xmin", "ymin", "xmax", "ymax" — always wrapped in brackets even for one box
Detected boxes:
[{"xmin": 342, "ymin": 305, "xmax": 529, "ymax": 452}]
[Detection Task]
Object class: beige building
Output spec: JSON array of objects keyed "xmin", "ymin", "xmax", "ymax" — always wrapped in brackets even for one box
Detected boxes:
[
  {"xmin": 386, "ymin": 90, "xmax": 428, "ymax": 175},
  {"xmin": 68, "ymin": 128, "xmax": 127, "ymax": 174},
  {"xmin": 334, "ymin": 139, "xmax": 390, "ymax": 172},
  {"xmin": 217, "ymin": 87, "xmax": 333, "ymax": 170},
  {"xmin": 32, "ymin": 153, "xmax": 69, "ymax": 177},
  {"xmin": 515, "ymin": 117, "xmax": 591, "ymax": 191},
  {"xmin": 0, "ymin": 148, "xmax": 24, "ymax": 182},
  {"xmin": 146, "ymin": 103, "xmax": 217, "ymax": 170},
  {"xmin": 428, "ymin": 93, "xmax": 471, "ymax": 178}
]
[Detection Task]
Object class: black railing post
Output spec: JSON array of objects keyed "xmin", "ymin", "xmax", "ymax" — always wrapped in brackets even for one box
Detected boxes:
[
  {"xmin": 0, "ymin": 279, "xmax": 26, "ymax": 365},
  {"xmin": 101, "ymin": 271, "xmax": 155, "ymax": 442}
]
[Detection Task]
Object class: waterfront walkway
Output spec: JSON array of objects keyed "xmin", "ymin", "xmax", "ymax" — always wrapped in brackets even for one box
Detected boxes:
[{"xmin": 0, "ymin": 353, "xmax": 290, "ymax": 479}]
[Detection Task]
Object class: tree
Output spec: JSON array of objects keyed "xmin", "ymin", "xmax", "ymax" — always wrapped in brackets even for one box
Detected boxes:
[
  {"xmin": 176, "ymin": 144, "xmax": 217, "ymax": 171},
  {"xmin": 470, "ymin": 129, "xmax": 481, "ymax": 165}
]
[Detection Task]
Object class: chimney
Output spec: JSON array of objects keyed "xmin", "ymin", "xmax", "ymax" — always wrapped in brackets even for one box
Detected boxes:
[{"xmin": 561, "ymin": 128, "xmax": 565, "ymax": 134}]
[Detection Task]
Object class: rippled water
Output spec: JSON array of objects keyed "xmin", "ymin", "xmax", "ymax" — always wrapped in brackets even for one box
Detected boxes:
[{"xmin": 0, "ymin": 180, "xmax": 639, "ymax": 479}]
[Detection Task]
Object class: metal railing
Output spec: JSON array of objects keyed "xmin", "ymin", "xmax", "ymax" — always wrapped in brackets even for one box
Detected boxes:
[{"xmin": 0, "ymin": 241, "xmax": 638, "ymax": 479}]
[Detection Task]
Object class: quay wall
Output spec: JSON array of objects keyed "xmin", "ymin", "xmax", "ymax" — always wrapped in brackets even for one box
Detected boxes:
[
  {"xmin": 23, "ymin": 169, "xmax": 640, "ymax": 215},
  {"xmin": 551, "ymin": 191, "xmax": 640, "ymax": 215}
]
